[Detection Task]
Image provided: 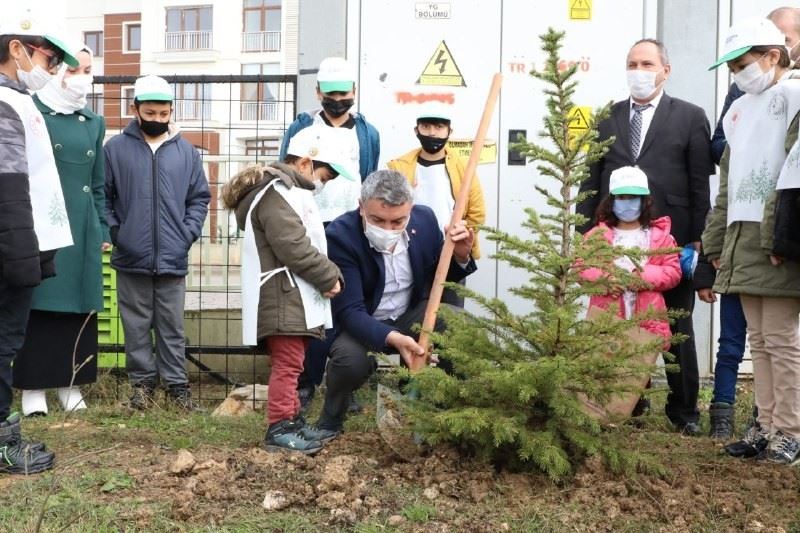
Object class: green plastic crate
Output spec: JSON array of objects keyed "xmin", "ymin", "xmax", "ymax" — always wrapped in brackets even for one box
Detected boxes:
[{"xmin": 98, "ymin": 251, "xmax": 125, "ymax": 368}]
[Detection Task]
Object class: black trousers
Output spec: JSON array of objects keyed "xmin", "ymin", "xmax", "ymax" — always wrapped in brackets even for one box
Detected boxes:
[
  {"xmin": 13, "ymin": 311, "xmax": 98, "ymax": 389},
  {"xmin": 317, "ymin": 300, "xmax": 453, "ymax": 431},
  {"xmin": 0, "ymin": 282, "xmax": 33, "ymax": 421},
  {"xmin": 663, "ymin": 277, "xmax": 700, "ymax": 425},
  {"xmin": 298, "ymin": 334, "xmax": 333, "ymax": 390}
]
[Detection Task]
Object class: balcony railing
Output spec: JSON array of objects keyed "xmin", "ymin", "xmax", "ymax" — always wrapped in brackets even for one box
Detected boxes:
[
  {"xmin": 242, "ymin": 31, "xmax": 281, "ymax": 52},
  {"xmin": 174, "ymin": 99, "xmax": 211, "ymax": 121},
  {"xmin": 165, "ymin": 30, "xmax": 213, "ymax": 51},
  {"xmin": 240, "ymin": 101, "xmax": 279, "ymax": 121}
]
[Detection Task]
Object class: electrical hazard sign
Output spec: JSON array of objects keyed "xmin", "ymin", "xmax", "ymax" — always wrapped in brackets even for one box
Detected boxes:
[
  {"xmin": 569, "ymin": 0, "xmax": 592, "ymax": 20},
  {"xmin": 416, "ymin": 40, "xmax": 466, "ymax": 87},
  {"xmin": 568, "ymin": 106, "xmax": 592, "ymax": 149},
  {"xmin": 568, "ymin": 106, "xmax": 591, "ymax": 130}
]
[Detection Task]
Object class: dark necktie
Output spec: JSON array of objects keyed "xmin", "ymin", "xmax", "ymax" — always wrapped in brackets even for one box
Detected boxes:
[{"xmin": 630, "ymin": 103, "xmax": 651, "ymax": 160}]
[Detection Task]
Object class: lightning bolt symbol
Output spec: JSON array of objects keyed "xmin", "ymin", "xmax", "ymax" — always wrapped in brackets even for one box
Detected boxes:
[{"xmin": 434, "ymin": 50, "xmax": 447, "ymax": 74}]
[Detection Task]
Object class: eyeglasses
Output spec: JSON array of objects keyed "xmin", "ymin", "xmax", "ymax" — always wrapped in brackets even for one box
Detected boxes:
[{"xmin": 24, "ymin": 44, "xmax": 65, "ymax": 70}]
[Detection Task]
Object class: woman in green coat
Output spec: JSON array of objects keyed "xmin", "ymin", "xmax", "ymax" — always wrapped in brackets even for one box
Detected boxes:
[{"xmin": 14, "ymin": 46, "xmax": 108, "ymax": 416}]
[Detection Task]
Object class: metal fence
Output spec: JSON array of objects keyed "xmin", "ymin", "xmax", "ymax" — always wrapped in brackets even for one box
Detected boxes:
[{"xmin": 93, "ymin": 74, "xmax": 298, "ymax": 403}]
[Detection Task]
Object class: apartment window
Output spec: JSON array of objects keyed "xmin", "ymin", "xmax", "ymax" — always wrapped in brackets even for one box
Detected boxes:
[
  {"xmin": 242, "ymin": 0, "xmax": 281, "ymax": 52},
  {"xmin": 87, "ymin": 92, "xmax": 104, "ymax": 115},
  {"xmin": 172, "ymin": 83, "xmax": 212, "ymax": 121},
  {"xmin": 245, "ymin": 138, "xmax": 280, "ymax": 157},
  {"xmin": 166, "ymin": 5, "xmax": 213, "ymax": 50},
  {"xmin": 121, "ymin": 86, "xmax": 135, "ymax": 116},
  {"xmin": 241, "ymin": 63, "xmax": 279, "ymax": 121},
  {"xmin": 83, "ymin": 31, "xmax": 103, "ymax": 57},
  {"xmin": 124, "ymin": 23, "xmax": 141, "ymax": 52}
]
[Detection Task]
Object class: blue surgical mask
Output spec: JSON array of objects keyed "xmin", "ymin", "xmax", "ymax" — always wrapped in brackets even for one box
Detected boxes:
[{"xmin": 612, "ymin": 197, "xmax": 642, "ymax": 222}]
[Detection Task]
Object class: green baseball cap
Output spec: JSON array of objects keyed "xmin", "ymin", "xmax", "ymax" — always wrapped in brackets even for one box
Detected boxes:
[
  {"xmin": 287, "ymin": 125, "xmax": 357, "ymax": 181},
  {"xmin": 43, "ymin": 34, "xmax": 79, "ymax": 68},
  {"xmin": 709, "ymin": 17, "xmax": 785, "ymax": 70},
  {"xmin": 416, "ymin": 102, "xmax": 451, "ymax": 123},
  {"xmin": 0, "ymin": 7, "xmax": 79, "ymax": 67},
  {"xmin": 317, "ymin": 57, "xmax": 356, "ymax": 94},
  {"xmin": 134, "ymin": 75, "xmax": 174, "ymax": 102},
  {"xmin": 609, "ymin": 166, "xmax": 650, "ymax": 195}
]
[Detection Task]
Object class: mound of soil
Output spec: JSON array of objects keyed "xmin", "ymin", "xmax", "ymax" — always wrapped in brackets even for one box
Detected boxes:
[
  {"xmin": 20, "ymin": 401, "xmax": 800, "ymax": 532},
  {"xmin": 77, "ymin": 428, "xmax": 800, "ymax": 531}
]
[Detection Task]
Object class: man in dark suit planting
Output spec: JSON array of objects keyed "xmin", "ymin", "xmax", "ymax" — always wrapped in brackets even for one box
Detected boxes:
[{"xmin": 300, "ymin": 170, "xmax": 477, "ymax": 442}]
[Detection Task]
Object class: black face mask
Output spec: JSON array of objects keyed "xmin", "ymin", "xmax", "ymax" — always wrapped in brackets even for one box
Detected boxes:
[
  {"xmin": 417, "ymin": 133, "xmax": 448, "ymax": 154},
  {"xmin": 139, "ymin": 118, "xmax": 169, "ymax": 137},
  {"xmin": 321, "ymin": 97, "xmax": 354, "ymax": 118}
]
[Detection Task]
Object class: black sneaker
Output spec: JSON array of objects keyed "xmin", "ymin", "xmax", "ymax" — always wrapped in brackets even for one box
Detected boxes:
[
  {"xmin": 127, "ymin": 382, "xmax": 156, "ymax": 410},
  {"xmin": 677, "ymin": 422, "xmax": 701, "ymax": 436},
  {"xmin": 166, "ymin": 384, "xmax": 202, "ymax": 412},
  {"xmin": 767, "ymin": 430, "xmax": 800, "ymax": 465},
  {"xmin": 300, "ymin": 424, "xmax": 341, "ymax": 444},
  {"xmin": 754, "ymin": 446, "xmax": 770, "ymax": 462},
  {"xmin": 709, "ymin": 402, "xmax": 735, "ymax": 440},
  {"xmin": 263, "ymin": 419, "xmax": 323, "ymax": 455},
  {"xmin": 0, "ymin": 416, "xmax": 55, "ymax": 475},
  {"xmin": 5, "ymin": 413, "xmax": 46, "ymax": 452},
  {"xmin": 725, "ymin": 423, "xmax": 769, "ymax": 458}
]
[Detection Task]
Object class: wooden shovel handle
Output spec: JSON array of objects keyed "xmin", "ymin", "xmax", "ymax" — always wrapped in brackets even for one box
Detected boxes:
[{"xmin": 411, "ymin": 73, "xmax": 503, "ymax": 372}]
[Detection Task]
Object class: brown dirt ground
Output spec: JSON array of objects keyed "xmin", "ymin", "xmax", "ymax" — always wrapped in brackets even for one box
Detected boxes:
[
  {"xmin": 13, "ymin": 418, "xmax": 799, "ymax": 532},
  {"xmin": 4, "ymin": 380, "xmax": 800, "ymax": 532}
]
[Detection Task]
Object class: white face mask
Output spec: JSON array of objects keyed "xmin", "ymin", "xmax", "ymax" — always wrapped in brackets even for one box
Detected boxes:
[
  {"xmin": 626, "ymin": 69, "xmax": 661, "ymax": 100},
  {"xmin": 16, "ymin": 47, "xmax": 53, "ymax": 91},
  {"xmin": 733, "ymin": 56, "xmax": 775, "ymax": 95},
  {"xmin": 363, "ymin": 218, "xmax": 404, "ymax": 252},
  {"xmin": 312, "ymin": 179, "xmax": 325, "ymax": 196},
  {"xmin": 63, "ymin": 74, "xmax": 93, "ymax": 100},
  {"xmin": 37, "ymin": 69, "xmax": 91, "ymax": 114}
]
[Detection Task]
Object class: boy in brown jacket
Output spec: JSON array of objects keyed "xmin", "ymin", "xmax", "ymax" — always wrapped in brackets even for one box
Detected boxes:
[{"xmin": 222, "ymin": 125, "xmax": 352, "ymax": 454}]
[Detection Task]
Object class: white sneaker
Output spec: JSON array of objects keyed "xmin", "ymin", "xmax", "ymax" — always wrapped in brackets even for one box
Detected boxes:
[
  {"xmin": 57, "ymin": 387, "xmax": 87, "ymax": 412},
  {"xmin": 21, "ymin": 389, "xmax": 48, "ymax": 417}
]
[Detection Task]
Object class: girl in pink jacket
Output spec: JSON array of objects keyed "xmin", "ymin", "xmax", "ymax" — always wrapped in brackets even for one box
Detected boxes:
[{"xmin": 580, "ymin": 166, "xmax": 682, "ymax": 342}]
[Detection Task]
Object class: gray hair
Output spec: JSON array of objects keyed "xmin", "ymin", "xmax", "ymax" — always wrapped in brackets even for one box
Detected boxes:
[
  {"xmin": 360, "ymin": 170, "xmax": 414, "ymax": 206},
  {"xmin": 630, "ymin": 38, "xmax": 670, "ymax": 66}
]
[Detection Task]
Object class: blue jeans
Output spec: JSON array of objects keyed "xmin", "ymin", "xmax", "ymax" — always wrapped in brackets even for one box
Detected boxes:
[{"xmin": 712, "ymin": 293, "xmax": 747, "ymax": 404}]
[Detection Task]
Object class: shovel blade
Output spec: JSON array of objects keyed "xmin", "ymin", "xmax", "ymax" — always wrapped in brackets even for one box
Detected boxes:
[{"xmin": 376, "ymin": 384, "xmax": 424, "ymax": 460}]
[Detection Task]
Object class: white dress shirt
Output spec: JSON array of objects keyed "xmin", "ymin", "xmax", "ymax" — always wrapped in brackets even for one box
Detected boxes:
[
  {"xmin": 372, "ymin": 233, "xmax": 413, "ymax": 321},
  {"xmin": 629, "ymin": 90, "xmax": 664, "ymax": 144}
]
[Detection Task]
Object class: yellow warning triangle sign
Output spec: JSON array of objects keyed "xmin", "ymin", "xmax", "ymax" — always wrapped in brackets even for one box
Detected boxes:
[
  {"xmin": 416, "ymin": 40, "xmax": 466, "ymax": 87},
  {"xmin": 569, "ymin": 0, "xmax": 592, "ymax": 20},
  {"xmin": 568, "ymin": 106, "xmax": 591, "ymax": 130},
  {"xmin": 568, "ymin": 106, "xmax": 592, "ymax": 150}
]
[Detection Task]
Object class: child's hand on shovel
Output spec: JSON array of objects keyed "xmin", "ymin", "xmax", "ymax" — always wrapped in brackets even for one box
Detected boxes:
[{"xmin": 386, "ymin": 330, "xmax": 426, "ymax": 367}]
